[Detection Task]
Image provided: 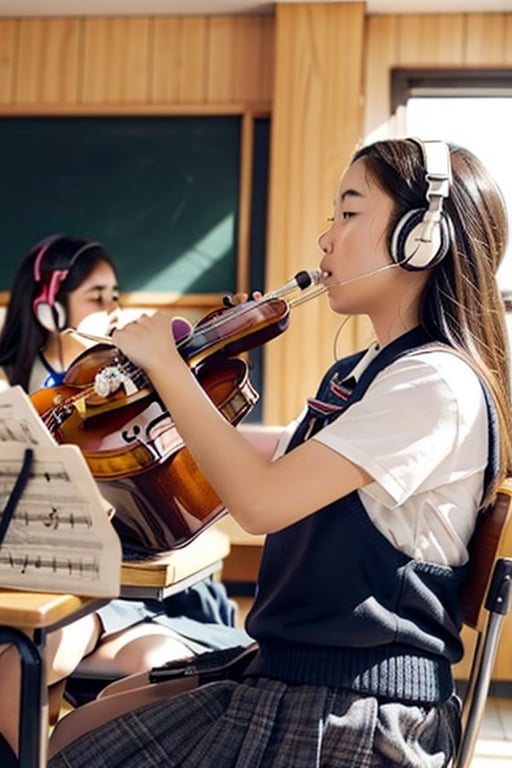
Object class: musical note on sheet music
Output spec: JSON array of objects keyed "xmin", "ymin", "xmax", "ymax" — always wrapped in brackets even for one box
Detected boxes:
[
  {"xmin": 0, "ymin": 386, "xmax": 121, "ymax": 597},
  {"xmin": 0, "ymin": 552, "xmax": 101, "ymax": 577}
]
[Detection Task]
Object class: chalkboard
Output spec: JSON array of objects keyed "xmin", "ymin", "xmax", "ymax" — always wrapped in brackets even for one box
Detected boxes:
[{"xmin": 1, "ymin": 115, "xmax": 243, "ymax": 293}]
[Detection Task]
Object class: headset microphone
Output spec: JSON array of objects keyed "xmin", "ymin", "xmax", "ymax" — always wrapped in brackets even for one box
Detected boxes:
[
  {"xmin": 326, "ymin": 263, "xmax": 400, "ymax": 288},
  {"xmin": 222, "ymin": 265, "xmax": 397, "ymax": 308},
  {"xmin": 264, "ymin": 269, "xmax": 322, "ymax": 300}
]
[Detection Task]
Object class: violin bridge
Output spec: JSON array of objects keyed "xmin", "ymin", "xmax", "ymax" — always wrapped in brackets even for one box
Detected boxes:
[
  {"xmin": 122, "ymin": 377, "xmax": 139, "ymax": 397},
  {"xmin": 73, "ymin": 396, "xmax": 87, "ymax": 419}
]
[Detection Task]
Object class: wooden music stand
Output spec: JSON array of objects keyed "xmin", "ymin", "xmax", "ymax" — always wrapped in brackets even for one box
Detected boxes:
[{"xmin": 119, "ymin": 525, "xmax": 231, "ymax": 600}]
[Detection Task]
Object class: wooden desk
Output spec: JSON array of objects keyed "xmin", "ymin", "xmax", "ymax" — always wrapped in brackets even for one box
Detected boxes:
[
  {"xmin": 0, "ymin": 591, "xmax": 108, "ymax": 768},
  {"xmin": 120, "ymin": 526, "xmax": 231, "ymax": 600}
]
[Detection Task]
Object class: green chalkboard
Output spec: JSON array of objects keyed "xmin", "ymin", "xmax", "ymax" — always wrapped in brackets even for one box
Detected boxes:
[{"xmin": 1, "ymin": 115, "xmax": 243, "ymax": 293}]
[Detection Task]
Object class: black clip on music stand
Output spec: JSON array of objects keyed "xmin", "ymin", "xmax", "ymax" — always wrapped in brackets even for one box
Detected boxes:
[{"xmin": 0, "ymin": 449, "xmax": 45, "ymax": 768}]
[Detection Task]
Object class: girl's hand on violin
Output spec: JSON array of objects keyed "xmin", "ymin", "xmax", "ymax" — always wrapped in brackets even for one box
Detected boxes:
[
  {"xmin": 227, "ymin": 290, "xmax": 263, "ymax": 306},
  {"xmin": 112, "ymin": 312, "xmax": 180, "ymax": 374}
]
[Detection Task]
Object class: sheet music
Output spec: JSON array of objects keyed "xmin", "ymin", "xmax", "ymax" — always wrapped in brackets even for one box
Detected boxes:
[
  {"xmin": 0, "ymin": 387, "xmax": 121, "ymax": 597},
  {"xmin": 0, "ymin": 384, "xmax": 57, "ymax": 447}
]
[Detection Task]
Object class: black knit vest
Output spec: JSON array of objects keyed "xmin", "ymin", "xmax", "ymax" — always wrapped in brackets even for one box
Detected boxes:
[{"xmin": 246, "ymin": 327, "xmax": 498, "ymax": 703}]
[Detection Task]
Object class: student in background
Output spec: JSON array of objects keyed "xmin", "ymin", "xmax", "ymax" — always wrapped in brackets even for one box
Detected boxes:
[
  {"xmin": 0, "ymin": 234, "xmax": 250, "ymax": 766},
  {"xmin": 49, "ymin": 139, "xmax": 512, "ymax": 768},
  {"xmin": 0, "ymin": 234, "xmax": 120, "ymax": 392}
]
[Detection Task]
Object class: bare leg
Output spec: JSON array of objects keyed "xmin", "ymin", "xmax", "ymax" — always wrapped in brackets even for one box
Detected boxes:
[
  {"xmin": 0, "ymin": 613, "xmax": 101, "ymax": 754},
  {"xmin": 1, "ymin": 615, "xmax": 207, "ymax": 755},
  {"xmin": 49, "ymin": 675, "xmax": 200, "ymax": 757},
  {"xmin": 75, "ymin": 622, "xmax": 197, "ymax": 678}
]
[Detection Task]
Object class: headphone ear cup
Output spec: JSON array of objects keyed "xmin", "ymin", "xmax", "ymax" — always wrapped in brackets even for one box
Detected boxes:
[
  {"xmin": 390, "ymin": 208, "xmax": 451, "ymax": 271},
  {"xmin": 33, "ymin": 299, "xmax": 67, "ymax": 332}
]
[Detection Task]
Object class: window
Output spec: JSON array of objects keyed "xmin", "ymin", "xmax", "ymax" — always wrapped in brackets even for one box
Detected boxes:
[{"xmin": 392, "ymin": 69, "xmax": 512, "ymax": 295}]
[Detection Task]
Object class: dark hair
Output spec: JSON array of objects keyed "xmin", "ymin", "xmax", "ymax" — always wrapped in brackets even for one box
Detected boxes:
[
  {"xmin": 352, "ymin": 139, "xmax": 512, "ymax": 499},
  {"xmin": 0, "ymin": 235, "xmax": 119, "ymax": 390}
]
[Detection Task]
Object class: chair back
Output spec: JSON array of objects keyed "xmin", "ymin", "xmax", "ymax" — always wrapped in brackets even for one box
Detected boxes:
[
  {"xmin": 454, "ymin": 480, "xmax": 512, "ymax": 768},
  {"xmin": 461, "ymin": 481, "xmax": 512, "ymax": 630}
]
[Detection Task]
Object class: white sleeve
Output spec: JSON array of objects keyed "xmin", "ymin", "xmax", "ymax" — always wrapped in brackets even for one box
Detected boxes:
[{"xmin": 312, "ymin": 351, "xmax": 489, "ymax": 507}]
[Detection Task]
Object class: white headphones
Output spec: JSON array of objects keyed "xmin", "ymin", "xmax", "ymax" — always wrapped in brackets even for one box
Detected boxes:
[{"xmin": 390, "ymin": 139, "xmax": 453, "ymax": 271}]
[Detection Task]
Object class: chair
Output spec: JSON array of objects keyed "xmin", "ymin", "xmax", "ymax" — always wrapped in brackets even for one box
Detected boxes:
[{"xmin": 453, "ymin": 480, "xmax": 512, "ymax": 768}]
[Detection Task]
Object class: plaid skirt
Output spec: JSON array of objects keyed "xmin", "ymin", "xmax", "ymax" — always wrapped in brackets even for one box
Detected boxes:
[{"xmin": 49, "ymin": 677, "xmax": 461, "ymax": 768}]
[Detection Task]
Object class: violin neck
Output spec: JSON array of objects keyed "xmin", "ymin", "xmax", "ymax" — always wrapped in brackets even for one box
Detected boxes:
[{"xmin": 177, "ymin": 297, "xmax": 290, "ymax": 368}]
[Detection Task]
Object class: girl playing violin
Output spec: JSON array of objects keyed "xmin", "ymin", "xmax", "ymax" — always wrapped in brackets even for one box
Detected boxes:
[{"xmin": 49, "ymin": 138, "xmax": 512, "ymax": 768}]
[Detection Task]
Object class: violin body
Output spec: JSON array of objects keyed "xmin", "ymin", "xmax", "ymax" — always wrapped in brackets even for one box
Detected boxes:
[
  {"xmin": 31, "ymin": 354, "xmax": 256, "ymax": 480},
  {"xmin": 32, "ymin": 353, "xmax": 258, "ymax": 551},
  {"xmin": 99, "ymin": 447, "xmax": 227, "ymax": 552},
  {"xmin": 30, "ymin": 295, "xmax": 293, "ymax": 552}
]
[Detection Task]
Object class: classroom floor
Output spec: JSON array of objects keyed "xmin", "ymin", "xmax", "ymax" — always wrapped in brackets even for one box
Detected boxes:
[{"xmin": 472, "ymin": 696, "xmax": 512, "ymax": 766}]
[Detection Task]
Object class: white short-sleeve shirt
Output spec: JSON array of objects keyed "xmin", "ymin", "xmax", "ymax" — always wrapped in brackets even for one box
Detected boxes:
[{"xmin": 276, "ymin": 345, "xmax": 489, "ymax": 567}]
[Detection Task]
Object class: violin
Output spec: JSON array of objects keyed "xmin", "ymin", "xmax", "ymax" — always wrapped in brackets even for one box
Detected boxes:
[{"xmin": 31, "ymin": 269, "xmax": 324, "ymax": 552}]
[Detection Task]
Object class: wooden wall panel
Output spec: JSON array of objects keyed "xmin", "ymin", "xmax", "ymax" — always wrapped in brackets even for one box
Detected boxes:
[
  {"xmin": 81, "ymin": 19, "xmax": 116, "ymax": 104},
  {"xmin": 0, "ymin": 15, "xmax": 274, "ymax": 108},
  {"xmin": 363, "ymin": 16, "xmax": 398, "ymax": 144},
  {"xmin": 82, "ymin": 17, "xmax": 151, "ymax": 104},
  {"xmin": 151, "ymin": 17, "xmax": 208, "ymax": 103},
  {"xmin": 465, "ymin": 13, "xmax": 509, "ymax": 63},
  {"xmin": 0, "ymin": 20, "xmax": 17, "ymax": 104},
  {"xmin": 259, "ymin": 16, "xmax": 275, "ymax": 105},
  {"xmin": 506, "ymin": 16, "xmax": 512, "ymax": 65},
  {"xmin": 263, "ymin": 3, "xmax": 365, "ymax": 424},
  {"xmin": 14, "ymin": 19, "xmax": 45, "ymax": 103},
  {"xmin": 40, "ymin": 19, "xmax": 81, "ymax": 104},
  {"xmin": 397, "ymin": 14, "xmax": 465, "ymax": 63},
  {"xmin": 12, "ymin": 17, "xmax": 80, "ymax": 105},
  {"xmin": 231, "ymin": 17, "xmax": 274, "ymax": 103},
  {"xmin": 206, "ymin": 16, "xmax": 274, "ymax": 104}
]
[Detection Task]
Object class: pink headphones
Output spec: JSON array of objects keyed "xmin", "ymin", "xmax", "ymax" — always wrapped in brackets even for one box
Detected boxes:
[{"xmin": 32, "ymin": 235, "xmax": 100, "ymax": 332}]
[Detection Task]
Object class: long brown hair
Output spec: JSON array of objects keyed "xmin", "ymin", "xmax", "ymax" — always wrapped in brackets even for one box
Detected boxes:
[{"xmin": 353, "ymin": 139, "xmax": 512, "ymax": 502}]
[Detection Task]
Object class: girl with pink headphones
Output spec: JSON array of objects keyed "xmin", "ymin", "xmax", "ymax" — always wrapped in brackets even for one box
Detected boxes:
[
  {"xmin": 0, "ymin": 234, "xmax": 120, "ymax": 392},
  {"xmin": 0, "ymin": 234, "xmax": 250, "ymax": 767}
]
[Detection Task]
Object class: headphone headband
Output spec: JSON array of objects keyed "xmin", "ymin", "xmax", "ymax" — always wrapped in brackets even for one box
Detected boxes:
[
  {"xmin": 33, "ymin": 235, "xmax": 63, "ymax": 283},
  {"xmin": 32, "ymin": 236, "xmax": 101, "ymax": 331},
  {"xmin": 413, "ymin": 138, "xmax": 451, "ymax": 203},
  {"xmin": 390, "ymin": 138, "xmax": 453, "ymax": 271}
]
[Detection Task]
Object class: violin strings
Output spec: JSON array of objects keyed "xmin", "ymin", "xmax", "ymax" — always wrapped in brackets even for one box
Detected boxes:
[
  {"xmin": 176, "ymin": 279, "xmax": 327, "ymax": 346},
  {"xmin": 287, "ymin": 283, "xmax": 327, "ymax": 308},
  {"xmin": 63, "ymin": 327, "xmax": 115, "ymax": 344}
]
